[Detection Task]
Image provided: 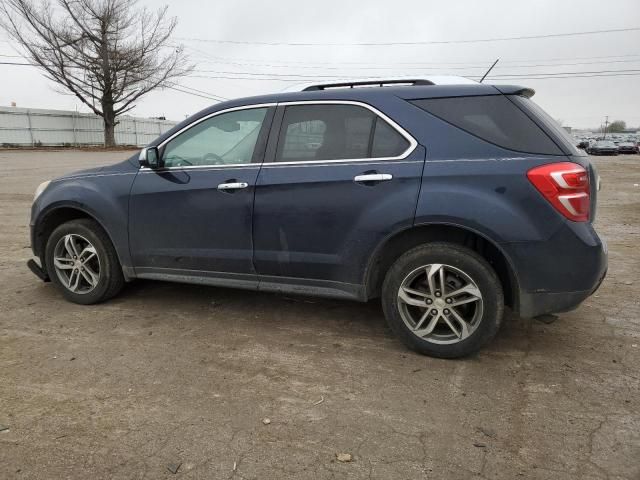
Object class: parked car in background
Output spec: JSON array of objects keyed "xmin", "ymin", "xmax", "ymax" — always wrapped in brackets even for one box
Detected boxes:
[
  {"xmin": 576, "ymin": 140, "xmax": 590, "ymax": 150},
  {"xmin": 617, "ymin": 142, "xmax": 639, "ymax": 154},
  {"xmin": 27, "ymin": 78, "xmax": 607, "ymax": 358},
  {"xmin": 588, "ymin": 140, "xmax": 619, "ymax": 156}
]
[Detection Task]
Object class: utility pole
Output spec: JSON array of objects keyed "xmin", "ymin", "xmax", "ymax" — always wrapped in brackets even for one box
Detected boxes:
[{"xmin": 603, "ymin": 116, "xmax": 609, "ymax": 139}]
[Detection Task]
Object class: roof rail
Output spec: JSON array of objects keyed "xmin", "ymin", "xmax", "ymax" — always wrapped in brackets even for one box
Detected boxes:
[{"xmin": 302, "ymin": 79, "xmax": 435, "ymax": 91}]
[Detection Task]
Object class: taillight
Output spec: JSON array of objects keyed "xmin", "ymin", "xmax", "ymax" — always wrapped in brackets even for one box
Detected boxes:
[{"xmin": 527, "ymin": 162, "xmax": 590, "ymax": 222}]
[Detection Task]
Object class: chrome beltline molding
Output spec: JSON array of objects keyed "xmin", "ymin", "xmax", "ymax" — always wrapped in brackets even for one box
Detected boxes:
[{"xmin": 139, "ymin": 99, "xmax": 419, "ymax": 172}]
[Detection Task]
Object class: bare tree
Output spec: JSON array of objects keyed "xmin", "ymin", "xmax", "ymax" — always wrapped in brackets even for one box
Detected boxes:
[{"xmin": 1, "ymin": 0, "xmax": 191, "ymax": 146}]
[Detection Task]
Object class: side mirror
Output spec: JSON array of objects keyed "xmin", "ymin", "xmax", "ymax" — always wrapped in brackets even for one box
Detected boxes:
[{"xmin": 139, "ymin": 146, "xmax": 161, "ymax": 169}]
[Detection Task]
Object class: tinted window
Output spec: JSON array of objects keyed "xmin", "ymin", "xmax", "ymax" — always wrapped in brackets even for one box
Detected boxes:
[
  {"xmin": 412, "ymin": 95, "xmax": 563, "ymax": 155},
  {"xmin": 163, "ymin": 108, "xmax": 267, "ymax": 167},
  {"xmin": 372, "ymin": 118, "xmax": 410, "ymax": 157},
  {"xmin": 511, "ymin": 96, "xmax": 583, "ymax": 156},
  {"xmin": 276, "ymin": 104, "xmax": 374, "ymax": 162}
]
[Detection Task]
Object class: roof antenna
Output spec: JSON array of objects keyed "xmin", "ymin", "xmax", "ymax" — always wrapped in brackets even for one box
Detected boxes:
[{"xmin": 480, "ymin": 58, "xmax": 500, "ymax": 83}]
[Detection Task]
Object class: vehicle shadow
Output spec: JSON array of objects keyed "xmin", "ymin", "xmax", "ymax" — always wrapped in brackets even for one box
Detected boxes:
[{"xmin": 109, "ymin": 278, "xmax": 532, "ymax": 359}]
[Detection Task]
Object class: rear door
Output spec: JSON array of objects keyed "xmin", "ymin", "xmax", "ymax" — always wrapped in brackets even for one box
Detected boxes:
[{"xmin": 252, "ymin": 101, "xmax": 425, "ymax": 294}]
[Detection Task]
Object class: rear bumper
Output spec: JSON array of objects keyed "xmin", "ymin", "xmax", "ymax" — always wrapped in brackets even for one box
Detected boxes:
[
  {"xmin": 504, "ymin": 224, "xmax": 608, "ymax": 318},
  {"xmin": 518, "ymin": 265, "xmax": 607, "ymax": 318}
]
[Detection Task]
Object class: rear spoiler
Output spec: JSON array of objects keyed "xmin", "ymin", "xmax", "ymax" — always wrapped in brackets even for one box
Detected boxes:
[{"xmin": 494, "ymin": 85, "xmax": 535, "ymax": 98}]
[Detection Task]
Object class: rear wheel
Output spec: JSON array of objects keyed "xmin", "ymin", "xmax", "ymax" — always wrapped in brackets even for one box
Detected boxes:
[
  {"xmin": 45, "ymin": 219, "xmax": 124, "ymax": 304},
  {"xmin": 381, "ymin": 243, "xmax": 504, "ymax": 358}
]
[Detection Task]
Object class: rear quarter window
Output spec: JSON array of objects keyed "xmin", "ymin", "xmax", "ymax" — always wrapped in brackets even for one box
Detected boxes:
[{"xmin": 412, "ymin": 95, "xmax": 563, "ymax": 155}]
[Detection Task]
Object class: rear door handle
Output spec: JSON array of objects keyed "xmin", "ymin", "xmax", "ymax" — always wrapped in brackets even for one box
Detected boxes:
[
  {"xmin": 217, "ymin": 182, "xmax": 249, "ymax": 191},
  {"xmin": 354, "ymin": 173, "xmax": 393, "ymax": 183}
]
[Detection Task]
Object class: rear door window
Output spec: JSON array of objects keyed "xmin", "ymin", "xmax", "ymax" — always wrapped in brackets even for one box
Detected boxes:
[
  {"xmin": 412, "ymin": 95, "xmax": 563, "ymax": 155},
  {"xmin": 274, "ymin": 104, "xmax": 411, "ymax": 162},
  {"xmin": 371, "ymin": 118, "xmax": 410, "ymax": 157}
]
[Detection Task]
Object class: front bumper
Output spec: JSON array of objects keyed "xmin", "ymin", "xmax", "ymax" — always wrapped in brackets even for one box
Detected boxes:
[{"xmin": 27, "ymin": 258, "xmax": 50, "ymax": 282}]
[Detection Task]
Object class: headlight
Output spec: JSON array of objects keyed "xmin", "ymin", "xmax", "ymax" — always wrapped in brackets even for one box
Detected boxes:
[{"xmin": 33, "ymin": 180, "xmax": 51, "ymax": 202}]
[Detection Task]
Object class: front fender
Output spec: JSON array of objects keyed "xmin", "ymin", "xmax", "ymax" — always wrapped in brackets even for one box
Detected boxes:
[{"xmin": 32, "ymin": 171, "xmax": 136, "ymax": 271}]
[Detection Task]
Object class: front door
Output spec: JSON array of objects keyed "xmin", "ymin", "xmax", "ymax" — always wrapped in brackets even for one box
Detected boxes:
[
  {"xmin": 129, "ymin": 105, "xmax": 274, "ymax": 279},
  {"xmin": 252, "ymin": 102, "xmax": 425, "ymax": 293}
]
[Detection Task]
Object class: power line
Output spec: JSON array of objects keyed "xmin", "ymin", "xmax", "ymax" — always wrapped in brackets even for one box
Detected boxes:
[
  {"xmin": 172, "ymin": 84, "xmax": 228, "ymax": 101},
  {"xmin": 189, "ymin": 74, "xmax": 307, "ymax": 82},
  {"xmin": 188, "ymin": 58, "xmax": 640, "ymax": 75},
  {"xmin": 0, "ymin": 60, "xmax": 228, "ymax": 100},
  {"xmin": 181, "ymin": 44, "xmax": 640, "ymax": 73},
  {"xmin": 4, "ymin": 59, "xmax": 640, "ymax": 83},
  {"xmin": 176, "ymin": 27, "xmax": 640, "ymax": 47},
  {"xmin": 179, "ymin": 44, "xmax": 640, "ymax": 67},
  {"xmin": 7, "ymin": 40, "xmax": 638, "ymax": 69},
  {"xmin": 165, "ymin": 85, "xmax": 225, "ymax": 102},
  {"xmin": 190, "ymin": 71, "xmax": 640, "ymax": 82},
  {"xmin": 193, "ymin": 69, "xmax": 350, "ymax": 79},
  {"xmin": 487, "ymin": 72, "xmax": 640, "ymax": 80},
  {"xmin": 189, "ymin": 68, "xmax": 640, "ymax": 81},
  {"xmin": 487, "ymin": 68, "xmax": 640, "ymax": 77}
]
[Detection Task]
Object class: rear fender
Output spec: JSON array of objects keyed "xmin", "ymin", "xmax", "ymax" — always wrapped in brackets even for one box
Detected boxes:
[{"xmin": 416, "ymin": 157, "xmax": 568, "ymax": 243}]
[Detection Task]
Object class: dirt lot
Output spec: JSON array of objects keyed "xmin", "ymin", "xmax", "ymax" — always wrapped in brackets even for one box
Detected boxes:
[{"xmin": 1, "ymin": 150, "xmax": 638, "ymax": 479}]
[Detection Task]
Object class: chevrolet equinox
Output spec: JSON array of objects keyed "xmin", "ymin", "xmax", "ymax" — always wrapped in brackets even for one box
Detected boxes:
[{"xmin": 28, "ymin": 78, "xmax": 608, "ymax": 358}]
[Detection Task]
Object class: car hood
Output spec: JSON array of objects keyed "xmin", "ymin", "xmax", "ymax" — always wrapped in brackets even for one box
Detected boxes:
[{"xmin": 54, "ymin": 156, "xmax": 139, "ymax": 182}]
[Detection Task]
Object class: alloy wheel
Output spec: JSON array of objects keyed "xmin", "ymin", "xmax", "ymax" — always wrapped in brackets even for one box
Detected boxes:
[
  {"xmin": 397, "ymin": 263, "xmax": 484, "ymax": 344},
  {"xmin": 52, "ymin": 234, "xmax": 101, "ymax": 294}
]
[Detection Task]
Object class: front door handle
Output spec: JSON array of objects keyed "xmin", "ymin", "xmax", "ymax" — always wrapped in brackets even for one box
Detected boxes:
[
  {"xmin": 354, "ymin": 173, "xmax": 393, "ymax": 183},
  {"xmin": 217, "ymin": 182, "xmax": 249, "ymax": 191}
]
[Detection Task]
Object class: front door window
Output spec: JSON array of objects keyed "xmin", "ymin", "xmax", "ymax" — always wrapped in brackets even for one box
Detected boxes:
[{"xmin": 163, "ymin": 108, "xmax": 268, "ymax": 167}]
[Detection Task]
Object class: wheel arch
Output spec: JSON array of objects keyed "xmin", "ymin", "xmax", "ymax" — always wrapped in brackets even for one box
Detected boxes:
[
  {"xmin": 364, "ymin": 222, "xmax": 520, "ymax": 311},
  {"xmin": 34, "ymin": 203, "xmax": 123, "ymax": 275}
]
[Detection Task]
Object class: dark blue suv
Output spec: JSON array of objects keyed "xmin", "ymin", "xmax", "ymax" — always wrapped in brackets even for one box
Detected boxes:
[{"xmin": 28, "ymin": 78, "xmax": 607, "ymax": 358}]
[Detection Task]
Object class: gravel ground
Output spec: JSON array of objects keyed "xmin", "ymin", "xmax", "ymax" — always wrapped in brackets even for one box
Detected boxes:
[{"xmin": 0, "ymin": 150, "xmax": 638, "ymax": 480}]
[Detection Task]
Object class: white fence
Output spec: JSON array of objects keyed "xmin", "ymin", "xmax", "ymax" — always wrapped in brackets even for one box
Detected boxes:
[{"xmin": 0, "ymin": 106, "xmax": 177, "ymax": 147}]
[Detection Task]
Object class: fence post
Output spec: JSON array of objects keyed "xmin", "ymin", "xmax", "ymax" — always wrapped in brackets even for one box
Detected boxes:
[
  {"xmin": 133, "ymin": 118, "xmax": 138, "ymax": 146},
  {"xmin": 72, "ymin": 110, "xmax": 78, "ymax": 147},
  {"xmin": 26, "ymin": 110, "xmax": 35, "ymax": 147}
]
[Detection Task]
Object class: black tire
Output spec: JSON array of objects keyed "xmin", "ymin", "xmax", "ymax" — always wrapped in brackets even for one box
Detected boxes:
[
  {"xmin": 45, "ymin": 219, "xmax": 124, "ymax": 304},
  {"xmin": 381, "ymin": 242, "xmax": 504, "ymax": 358}
]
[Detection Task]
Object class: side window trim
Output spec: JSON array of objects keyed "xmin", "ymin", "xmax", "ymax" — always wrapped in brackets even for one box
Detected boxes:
[
  {"xmin": 141, "ymin": 102, "xmax": 277, "ymax": 171},
  {"xmin": 263, "ymin": 100, "xmax": 418, "ymax": 165},
  {"xmin": 250, "ymin": 106, "xmax": 276, "ymax": 164},
  {"xmin": 263, "ymin": 105, "xmax": 286, "ymax": 164},
  {"xmin": 366, "ymin": 115, "xmax": 379, "ymax": 158}
]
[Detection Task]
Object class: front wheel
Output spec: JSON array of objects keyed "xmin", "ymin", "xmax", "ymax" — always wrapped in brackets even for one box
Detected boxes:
[
  {"xmin": 45, "ymin": 219, "xmax": 124, "ymax": 304},
  {"xmin": 381, "ymin": 243, "xmax": 504, "ymax": 358}
]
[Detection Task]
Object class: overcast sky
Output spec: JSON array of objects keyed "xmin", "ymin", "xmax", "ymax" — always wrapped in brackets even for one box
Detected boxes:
[{"xmin": 1, "ymin": 0, "xmax": 639, "ymax": 129}]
